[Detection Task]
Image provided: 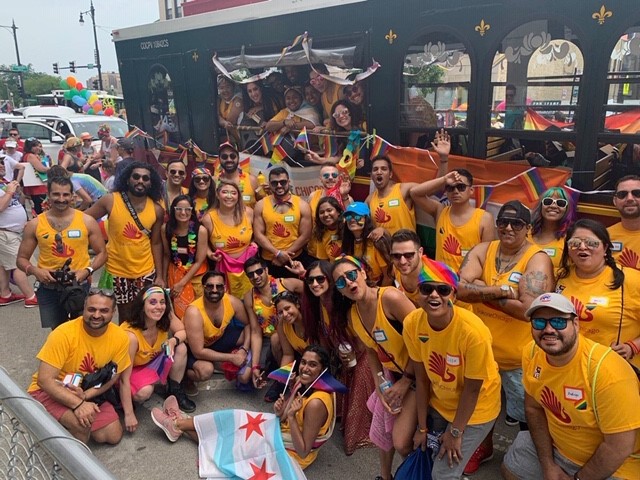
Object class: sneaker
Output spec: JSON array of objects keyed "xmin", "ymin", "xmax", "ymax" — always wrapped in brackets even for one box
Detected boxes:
[
  {"xmin": 163, "ymin": 395, "xmax": 189, "ymax": 420},
  {"xmin": 151, "ymin": 408, "xmax": 181, "ymax": 442},
  {"xmin": 505, "ymin": 414, "xmax": 519, "ymax": 426},
  {"xmin": 182, "ymin": 378, "xmax": 199, "ymax": 397},
  {"xmin": 24, "ymin": 295, "xmax": 38, "ymax": 308},
  {"xmin": 463, "ymin": 443, "xmax": 494, "ymax": 475},
  {"xmin": 264, "ymin": 380, "xmax": 285, "ymax": 403},
  {"xmin": 0, "ymin": 293, "xmax": 25, "ymax": 306}
]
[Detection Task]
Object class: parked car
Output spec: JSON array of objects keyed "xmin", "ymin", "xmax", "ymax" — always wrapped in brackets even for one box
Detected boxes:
[
  {"xmin": 27, "ymin": 115, "xmax": 129, "ymax": 141},
  {"xmin": 0, "ymin": 118, "xmax": 65, "ymax": 160}
]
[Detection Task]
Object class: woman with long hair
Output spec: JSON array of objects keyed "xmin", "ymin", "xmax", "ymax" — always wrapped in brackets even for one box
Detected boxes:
[
  {"xmin": 21, "ymin": 137, "xmax": 51, "ymax": 214},
  {"xmin": 187, "ymin": 167, "xmax": 215, "ymax": 221},
  {"xmin": 530, "ymin": 186, "xmax": 576, "ymax": 271},
  {"xmin": 242, "ymin": 81, "xmax": 284, "ymax": 127},
  {"xmin": 200, "ymin": 179, "xmax": 256, "ymax": 298},
  {"xmin": 119, "ymin": 285, "xmax": 194, "ymax": 434},
  {"xmin": 556, "ymin": 219, "xmax": 640, "ymax": 371},
  {"xmin": 332, "ymin": 255, "xmax": 417, "ymax": 480},
  {"xmin": 161, "ymin": 195, "xmax": 208, "ymax": 318},
  {"xmin": 217, "ymin": 76, "xmax": 243, "ymax": 144},
  {"xmin": 309, "ymin": 196, "xmax": 344, "ymax": 261},
  {"xmin": 275, "ymin": 291, "xmax": 310, "ymax": 367}
]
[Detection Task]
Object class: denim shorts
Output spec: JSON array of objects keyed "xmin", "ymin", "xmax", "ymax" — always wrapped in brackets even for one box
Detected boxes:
[{"xmin": 500, "ymin": 368, "xmax": 526, "ymax": 423}]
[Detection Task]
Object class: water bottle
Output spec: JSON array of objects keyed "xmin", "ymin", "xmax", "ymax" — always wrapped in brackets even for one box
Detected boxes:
[{"xmin": 377, "ymin": 372, "xmax": 402, "ymax": 413}]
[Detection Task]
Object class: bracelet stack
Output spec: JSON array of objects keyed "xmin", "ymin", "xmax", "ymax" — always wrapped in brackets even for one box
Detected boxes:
[{"xmin": 625, "ymin": 341, "xmax": 639, "ymax": 359}]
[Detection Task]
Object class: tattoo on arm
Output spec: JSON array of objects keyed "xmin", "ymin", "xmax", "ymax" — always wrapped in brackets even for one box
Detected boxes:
[
  {"xmin": 459, "ymin": 252, "xmax": 472, "ymax": 271},
  {"xmin": 459, "ymin": 282, "xmax": 500, "ymax": 301},
  {"xmin": 524, "ymin": 271, "xmax": 549, "ymax": 297}
]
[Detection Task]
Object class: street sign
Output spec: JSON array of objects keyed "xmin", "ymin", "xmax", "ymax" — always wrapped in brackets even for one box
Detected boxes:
[
  {"xmin": 10, "ymin": 64, "xmax": 28, "ymax": 72},
  {"xmin": 87, "ymin": 63, "xmax": 95, "ymax": 69}
]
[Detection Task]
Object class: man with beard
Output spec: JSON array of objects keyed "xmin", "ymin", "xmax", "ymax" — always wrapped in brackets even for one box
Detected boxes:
[
  {"xmin": 608, "ymin": 175, "xmax": 640, "ymax": 270},
  {"xmin": 216, "ymin": 142, "xmax": 263, "ymax": 208},
  {"xmin": 389, "ymin": 229, "xmax": 425, "ymax": 306},
  {"xmin": 87, "ymin": 161, "xmax": 164, "ymax": 322},
  {"xmin": 502, "ymin": 293, "xmax": 640, "ymax": 480},
  {"xmin": 253, "ymin": 166, "xmax": 312, "ymax": 278},
  {"xmin": 27, "ymin": 290, "xmax": 130, "ymax": 444},
  {"xmin": 183, "ymin": 271, "xmax": 260, "ymax": 393},
  {"xmin": 18, "ymin": 176, "xmax": 106, "ymax": 329},
  {"xmin": 456, "ymin": 200, "xmax": 553, "ymax": 474}
]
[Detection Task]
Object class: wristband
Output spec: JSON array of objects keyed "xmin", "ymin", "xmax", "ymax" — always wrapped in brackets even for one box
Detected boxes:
[
  {"xmin": 252, "ymin": 365, "xmax": 262, "ymax": 371},
  {"xmin": 625, "ymin": 341, "xmax": 638, "ymax": 357},
  {"xmin": 173, "ymin": 336, "xmax": 180, "ymax": 346},
  {"xmin": 574, "ymin": 472, "xmax": 581, "ymax": 480},
  {"xmin": 275, "ymin": 250, "xmax": 282, "ymax": 258},
  {"xmin": 239, "ymin": 346, "xmax": 248, "ymax": 354},
  {"xmin": 72, "ymin": 399, "xmax": 85, "ymax": 412},
  {"xmin": 418, "ymin": 427, "xmax": 427, "ymax": 433}
]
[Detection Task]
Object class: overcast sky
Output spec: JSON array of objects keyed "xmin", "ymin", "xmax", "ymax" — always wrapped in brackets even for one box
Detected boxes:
[{"xmin": 0, "ymin": 0, "xmax": 158, "ymax": 84}]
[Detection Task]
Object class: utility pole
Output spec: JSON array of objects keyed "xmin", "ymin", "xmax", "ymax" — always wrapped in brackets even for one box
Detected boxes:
[
  {"xmin": 0, "ymin": 19, "xmax": 24, "ymax": 99},
  {"xmin": 79, "ymin": 1, "xmax": 103, "ymax": 91}
]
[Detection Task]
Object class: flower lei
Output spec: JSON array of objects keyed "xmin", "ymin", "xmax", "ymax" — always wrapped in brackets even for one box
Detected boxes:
[
  {"xmin": 171, "ymin": 221, "xmax": 197, "ymax": 268},
  {"xmin": 253, "ymin": 276, "xmax": 278, "ymax": 335}
]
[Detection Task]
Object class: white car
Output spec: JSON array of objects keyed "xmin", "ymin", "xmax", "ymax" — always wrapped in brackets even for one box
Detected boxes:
[
  {"xmin": 27, "ymin": 115, "xmax": 129, "ymax": 141},
  {"xmin": 1, "ymin": 118, "xmax": 65, "ymax": 160}
]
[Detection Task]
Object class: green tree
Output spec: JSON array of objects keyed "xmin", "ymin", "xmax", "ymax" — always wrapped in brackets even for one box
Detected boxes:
[
  {"xmin": 403, "ymin": 64, "xmax": 445, "ymax": 97},
  {"xmin": 0, "ymin": 64, "xmax": 60, "ymax": 105}
]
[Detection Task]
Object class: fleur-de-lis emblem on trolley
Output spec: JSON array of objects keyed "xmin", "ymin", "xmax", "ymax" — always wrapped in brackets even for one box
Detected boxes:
[
  {"xmin": 592, "ymin": 5, "xmax": 613, "ymax": 25},
  {"xmin": 475, "ymin": 19, "xmax": 490, "ymax": 36},
  {"xmin": 385, "ymin": 30, "xmax": 397, "ymax": 45}
]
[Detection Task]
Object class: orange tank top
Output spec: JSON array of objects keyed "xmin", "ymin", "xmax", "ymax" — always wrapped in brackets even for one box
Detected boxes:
[
  {"xmin": 191, "ymin": 295, "xmax": 235, "ymax": 347},
  {"xmin": 207, "ymin": 209, "xmax": 252, "ymax": 256},
  {"xmin": 261, "ymin": 195, "xmax": 302, "ymax": 260},
  {"xmin": 282, "ymin": 320, "xmax": 309, "ymax": 355},
  {"xmin": 36, "ymin": 210, "xmax": 90, "ymax": 271},
  {"xmin": 237, "ymin": 174, "xmax": 256, "ymax": 208},
  {"xmin": 435, "ymin": 206, "xmax": 484, "ymax": 272},
  {"xmin": 370, "ymin": 183, "xmax": 416, "ymax": 234},
  {"xmin": 120, "ymin": 322, "xmax": 169, "ymax": 367}
]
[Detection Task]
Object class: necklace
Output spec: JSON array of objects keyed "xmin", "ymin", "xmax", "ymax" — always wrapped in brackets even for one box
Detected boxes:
[
  {"xmin": 253, "ymin": 277, "xmax": 278, "ymax": 335},
  {"xmin": 495, "ymin": 243, "xmax": 526, "ymax": 277},
  {"xmin": 171, "ymin": 221, "xmax": 197, "ymax": 268}
]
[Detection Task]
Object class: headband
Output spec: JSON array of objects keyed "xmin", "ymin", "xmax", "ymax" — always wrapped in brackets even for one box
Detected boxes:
[
  {"xmin": 337, "ymin": 254, "xmax": 364, "ymax": 270},
  {"xmin": 417, "ymin": 256, "xmax": 459, "ymax": 289},
  {"xmin": 143, "ymin": 286, "xmax": 166, "ymax": 301},
  {"xmin": 192, "ymin": 167, "xmax": 211, "ymax": 177}
]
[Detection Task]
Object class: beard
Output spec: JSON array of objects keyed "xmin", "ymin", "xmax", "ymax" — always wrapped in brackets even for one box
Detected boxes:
[{"xmin": 128, "ymin": 184, "xmax": 149, "ymax": 197}]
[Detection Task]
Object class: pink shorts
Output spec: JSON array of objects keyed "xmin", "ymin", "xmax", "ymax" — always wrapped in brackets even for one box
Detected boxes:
[{"xmin": 30, "ymin": 389, "xmax": 119, "ymax": 433}]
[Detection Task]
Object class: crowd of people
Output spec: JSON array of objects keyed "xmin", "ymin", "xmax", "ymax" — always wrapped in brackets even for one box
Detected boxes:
[{"xmin": 2, "ymin": 103, "xmax": 640, "ymax": 478}]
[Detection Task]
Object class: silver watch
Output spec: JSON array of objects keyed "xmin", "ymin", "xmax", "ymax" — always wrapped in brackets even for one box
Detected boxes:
[
  {"xmin": 500, "ymin": 284, "xmax": 510, "ymax": 298},
  {"xmin": 450, "ymin": 426, "xmax": 463, "ymax": 438}
]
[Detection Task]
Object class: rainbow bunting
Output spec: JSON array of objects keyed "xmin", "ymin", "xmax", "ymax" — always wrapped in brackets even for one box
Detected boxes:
[
  {"xmin": 371, "ymin": 135, "xmax": 391, "ymax": 158},
  {"xmin": 473, "ymin": 185, "xmax": 494, "ymax": 209},
  {"xmin": 271, "ymin": 144, "xmax": 287, "ymax": 163},
  {"xmin": 518, "ymin": 168, "xmax": 547, "ymax": 202},
  {"xmin": 270, "ymin": 132, "xmax": 284, "ymax": 147},
  {"xmin": 294, "ymin": 127, "xmax": 309, "ymax": 151},
  {"xmin": 239, "ymin": 156, "xmax": 251, "ymax": 174},
  {"xmin": 259, "ymin": 134, "xmax": 273, "ymax": 155},
  {"xmin": 322, "ymin": 135, "xmax": 338, "ymax": 157}
]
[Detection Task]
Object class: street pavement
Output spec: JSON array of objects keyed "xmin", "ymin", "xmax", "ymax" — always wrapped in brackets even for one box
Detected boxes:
[{"xmin": 0, "ymin": 293, "xmax": 517, "ymax": 479}]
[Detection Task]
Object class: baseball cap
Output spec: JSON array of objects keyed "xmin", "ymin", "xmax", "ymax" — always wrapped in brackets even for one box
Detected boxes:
[
  {"xmin": 4, "ymin": 139, "xmax": 17, "ymax": 148},
  {"xmin": 219, "ymin": 141, "xmax": 238, "ymax": 154},
  {"xmin": 344, "ymin": 202, "xmax": 370, "ymax": 217},
  {"xmin": 497, "ymin": 200, "xmax": 531, "ymax": 225},
  {"xmin": 80, "ymin": 132, "xmax": 92, "ymax": 141},
  {"xmin": 525, "ymin": 293, "xmax": 576, "ymax": 318},
  {"xmin": 117, "ymin": 137, "xmax": 135, "ymax": 151}
]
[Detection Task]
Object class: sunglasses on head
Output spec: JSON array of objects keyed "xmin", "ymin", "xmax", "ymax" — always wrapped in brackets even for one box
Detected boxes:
[
  {"xmin": 270, "ymin": 179, "xmax": 288, "ymax": 187},
  {"xmin": 390, "ymin": 251, "xmax": 417, "ymax": 261},
  {"xmin": 88, "ymin": 287, "xmax": 115, "ymax": 297},
  {"xmin": 335, "ymin": 269, "xmax": 359, "ymax": 289},
  {"xmin": 542, "ymin": 197, "xmax": 568, "ymax": 208},
  {"xmin": 194, "ymin": 176, "xmax": 211, "ymax": 183},
  {"xmin": 220, "ymin": 153, "xmax": 237, "ymax": 160},
  {"xmin": 567, "ymin": 237, "xmax": 601, "ymax": 250},
  {"xmin": 614, "ymin": 189, "xmax": 640, "ymax": 200},
  {"xmin": 306, "ymin": 274, "xmax": 327, "ymax": 285},
  {"xmin": 322, "ymin": 172, "xmax": 339, "ymax": 180},
  {"xmin": 246, "ymin": 267, "xmax": 265, "ymax": 278},
  {"xmin": 169, "ymin": 169, "xmax": 185, "ymax": 176},
  {"xmin": 531, "ymin": 317, "xmax": 569, "ymax": 330},
  {"xmin": 444, "ymin": 183, "xmax": 469, "ymax": 193},
  {"xmin": 54, "ymin": 232, "xmax": 64, "ymax": 254},
  {"xmin": 343, "ymin": 213, "xmax": 365, "ymax": 222},
  {"xmin": 496, "ymin": 218, "xmax": 528, "ymax": 231},
  {"xmin": 203, "ymin": 283, "xmax": 225, "ymax": 291},
  {"xmin": 418, "ymin": 283, "xmax": 453, "ymax": 296},
  {"xmin": 131, "ymin": 173, "xmax": 150, "ymax": 182}
]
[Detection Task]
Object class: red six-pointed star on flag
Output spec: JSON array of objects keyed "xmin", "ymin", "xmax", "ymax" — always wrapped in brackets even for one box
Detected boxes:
[
  {"xmin": 248, "ymin": 459, "xmax": 275, "ymax": 480},
  {"xmin": 239, "ymin": 412, "xmax": 267, "ymax": 441}
]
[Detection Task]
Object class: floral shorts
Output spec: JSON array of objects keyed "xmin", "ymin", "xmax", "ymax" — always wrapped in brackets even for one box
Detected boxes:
[{"xmin": 112, "ymin": 270, "xmax": 155, "ymax": 304}]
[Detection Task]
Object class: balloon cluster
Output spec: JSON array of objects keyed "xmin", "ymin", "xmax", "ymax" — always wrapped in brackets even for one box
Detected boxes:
[{"xmin": 60, "ymin": 76, "xmax": 115, "ymax": 116}]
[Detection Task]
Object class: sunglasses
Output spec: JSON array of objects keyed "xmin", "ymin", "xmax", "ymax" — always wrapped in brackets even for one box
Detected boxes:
[
  {"xmin": 444, "ymin": 183, "xmax": 469, "ymax": 193},
  {"xmin": 542, "ymin": 197, "xmax": 568, "ymax": 208},
  {"xmin": 9, "ymin": 133, "xmax": 19, "ymax": 137},
  {"xmin": 322, "ymin": 172, "xmax": 339, "ymax": 180},
  {"xmin": 174, "ymin": 206, "xmax": 193, "ymax": 213},
  {"xmin": 418, "ymin": 283, "xmax": 453, "ymax": 296},
  {"xmin": 390, "ymin": 251, "xmax": 417, "ymax": 261},
  {"xmin": 169, "ymin": 169, "xmax": 185, "ymax": 176},
  {"xmin": 220, "ymin": 153, "xmax": 237, "ymax": 160},
  {"xmin": 88, "ymin": 287, "xmax": 115, "ymax": 297},
  {"xmin": 203, "ymin": 283, "xmax": 225, "ymax": 292},
  {"xmin": 335, "ymin": 269, "xmax": 359, "ymax": 289},
  {"xmin": 54, "ymin": 232, "xmax": 64, "ymax": 254},
  {"xmin": 306, "ymin": 274, "xmax": 327, "ymax": 285},
  {"xmin": 194, "ymin": 176, "xmax": 211, "ymax": 183},
  {"xmin": 246, "ymin": 267, "xmax": 265, "ymax": 278},
  {"xmin": 270, "ymin": 179, "xmax": 288, "ymax": 187},
  {"xmin": 332, "ymin": 109, "xmax": 350, "ymax": 119},
  {"xmin": 614, "ymin": 189, "xmax": 640, "ymax": 199},
  {"xmin": 344, "ymin": 213, "xmax": 365, "ymax": 222},
  {"xmin": 131, "ymin": 173, "xmax": 150, "ymax": 182},
  {"xmin": 496, "ymin": 218, "xmax": 528, "ymax": 231},
  {"xmin": 531, "ymin": 317, "xmax": 569, "ymax": 330},
  {"xmin": 567, "ymin": 237, "xmax": 601, "ymax": 250}
]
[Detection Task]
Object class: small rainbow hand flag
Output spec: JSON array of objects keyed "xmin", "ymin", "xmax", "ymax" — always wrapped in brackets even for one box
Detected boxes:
[
  {"xmin": 260, "ymin": 134, "xmax": 273, "ymax": 155},
  {"xmin": 371, "ymin": 135, "xmax": 391, "ymax": 158},
  {"xmin": 322, "ymin": 135, "xmax": 338, "ymax": 157},
  {"xmin": 270, "ymin": 132, "xmax": 284, "ymax": 147},
  {"xmin": 294, "ymin": 127, "xmax": 309, "ymax": 151},
  {"xmin": 271, "ymin": 144, "xmax": 287, "ymax": 163},
  {"xmin": 267, "ymin": 361, "xmax": 296, "ymax": 385},
  {"xmin": 301, "ymin": 369, "xmax": 347, "ymax": 394},
  {"xmin": 473, "ymin": 185, "xmax": 494, "ymax": 209},
  {"xmin": 518, "ymin": 168, "xmax": 547, "ymax": 202},
  {"xmin": 338, "ymin": 150, "xmax": 357, "ymax": 179}
]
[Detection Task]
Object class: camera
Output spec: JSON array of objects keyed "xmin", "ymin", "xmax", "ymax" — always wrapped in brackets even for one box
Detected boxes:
[{"xmin": 52, "ymin": 258, "xmax": 75, "ymax": 285}]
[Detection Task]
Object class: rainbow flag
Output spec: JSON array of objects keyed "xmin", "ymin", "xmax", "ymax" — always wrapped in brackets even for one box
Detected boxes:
[
  {"xmin": 267, "ymin": 362, "xmax": 295, "ymax": 384},
  {"xmin": 260, "ymin": 134, "xmax": 273, "ymax": 155},
  {"xmin": 338, "ymin": 151, "xmax": 357, "ymax": 179},
  {"xmin": 322, "ymin": 135, "xmax": 338, "ymax": 157},
  {"xmin": 562, "ymin": 185, "xmax": 581, "ymax": 206},
  {"xmin": 371, "ymin": 135, "xmax": 391, "ymax": 158},
  {"xmin": 178, "ymin": 148, "xmax": 188, "ymax": 166},
  {"xmin": 473, "ymin": 185, "xmax": 494, "ymax": 209},
  {"xmin": 294, "ymin": 127, "xmax": 309, "ymax": 151},
  {"xmin": 518, "ymin": 168, "xmax": 547, "ymax": 202},
  {"xmin": 270, "ymin": 132, "xmax": 284, "ymax": 147},
  {"xmin": 271, "ymin": 144, "xmax": 287, "ymax": 163},
  {"xmin": 239, "ymin": 156, "xmax": 251, "ymax": 174}
]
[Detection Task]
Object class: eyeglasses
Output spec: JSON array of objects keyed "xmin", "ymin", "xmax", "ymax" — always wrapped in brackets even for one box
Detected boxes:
[
  {"xmin": 390, "ymin": 251, "xmax": 417, "ymax": 261},
  {"xmin": 194, "ymin": 176, "xmax": 211, "ymax": 183},
  {"xmin": 332, "ymin": 109, "xmax": 350, "ymax": 119},
  {"xmin": 203, "ymin": 283, "xmax": 225, "ymax": 292},
  {"xmin": 54, "ymin": 232, "xmax": 64, "ymax": 254},
  {"xmin": 444, "ymin": 183, "xmax": 469, "ymax": 193},
  {"xmin": 131, "ymin": 173, "xmax": 150, "ymax": 182},
  {"xmin": 174, "ymin": 206, "xmax": 193, "ymax": 213},
  {"xmin": 542, "ymin": 197, "xmax": 568, "ymax": 208},
  {"xmin": 335, "ymin": 269, "xmax": 359, "ymax": 289},
  {"xmin": 567, "ymin": 237, "xmax": 601, "ymax": 250},
  {"xmin": 418, "ymin": 283, "xmax": 453, "ymax": 296},
  {"xmin": 220, "ymin": 153, "xmax": 237, "ymax": 160},
  {"xmin": 531, "ymin": 316, "xmax": 570, "ymax": 330},
  {"xmin": 246, "ymin": 267, "xmax": 265, "ymax": 278},
  {"xmin": 270, "ymin": 179, "xmax": 288, "ymax": 187},
  {"xmin": 88, "ymin": 287, "xmax": 115, "ymax": 297},
  {"xmin": 322, "ymin": 172, "xmax": 339, "ymax": 180},
  {"xmin": 306, "ymin": 274, "xmax": 327, "ymax": 285},
  {"xmin": 496, "ymin": 218, "xmax": 528, "ymax": 231},
  {"xmin": 343, "ymin": 213, "xmax": 365, "ymax": 222},
  {"xmin": 614, "ymin": 189, "xmax": 640, "ymax": 200},
  {"xmin": 169, "ymin": 169, "xmax": 185, "ymax": 176}
]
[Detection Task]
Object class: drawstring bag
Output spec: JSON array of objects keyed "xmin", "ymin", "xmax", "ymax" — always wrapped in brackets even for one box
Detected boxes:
[{"xmin": 394, "ymin": 447, "xmax": 433, "ymax": 480}]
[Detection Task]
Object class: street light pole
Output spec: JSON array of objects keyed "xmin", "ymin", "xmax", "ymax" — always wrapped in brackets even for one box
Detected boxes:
[
  {"xmin": 0, "ymin": 19, "xmax": 24, "ymax": 100},
  {"xmin": 80, "ymin": 1, "xmax": 103, "ymax": 91}
]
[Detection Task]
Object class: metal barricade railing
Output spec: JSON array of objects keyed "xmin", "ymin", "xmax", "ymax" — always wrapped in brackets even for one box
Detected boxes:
[{"xmin": 0, "ymin": 367, "xmax": 118, "ymax": 480}]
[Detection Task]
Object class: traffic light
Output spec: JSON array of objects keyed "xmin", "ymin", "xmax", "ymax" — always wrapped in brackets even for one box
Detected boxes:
[
  {"xmin": 53, "ymin": 63, "xmax": 59, "ymax": 74},
  {"xmin": 69, "ymin": 61, "xmax": 76, "ymax": 73},
  {"xmin": 92, "ymin": 79, "xmax": 99, "ymax": 90}
]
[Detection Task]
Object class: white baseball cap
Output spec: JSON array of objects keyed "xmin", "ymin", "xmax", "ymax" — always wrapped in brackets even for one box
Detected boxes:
[
  {"xmin": 4, "ymin": 139, "xmax": 17, "ymax": 148},
  {"xmin": 525, "ymin": 293, "xmax": 576, "ymax": 318}
]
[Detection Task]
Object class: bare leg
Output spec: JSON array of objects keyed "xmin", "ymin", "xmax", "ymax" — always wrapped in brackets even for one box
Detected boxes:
[
  {"xmin": 0, "ymin": 267, "xmax": 12, "ymax": 297},
  {"xmin": 175, "ymin": 417, "xmax": 198, "ymax": 442},
  {"xmin": 12, "ymin": 268, "xmax": 35, "ymax": 298},
  {"xmin": 379, "ymin": 447, "xmax": 395, "ymax": 480},
  {"xmin": 168, "ymin": 343, "xmax": 188, "ymax": 383}
]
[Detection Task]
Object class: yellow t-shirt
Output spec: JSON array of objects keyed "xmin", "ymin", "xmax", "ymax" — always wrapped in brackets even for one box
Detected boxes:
[
  {"xmin": 403, "ymin": 306, "xmax": 501, "ymax": 424},
  {"xmin": 307, "ymin": 188, "xmax": 326, "ymax": 221},
  {"xmin": 349, "ymin": 287, "xmax": 409, "ymax": 373},
  {"xmin": 309, "ymin": 228, "xmax": 341, "ymax": 261},
  {"xmin": 532, "ymin": 236, "xmax": 565, "ymax": 270},
  {"xmin": 473, "ymin": 241, "xmax": 541, "ymax": 370},
  {"xmin": 522, "ymin": 337, "xmax": 640, "ymax": 479},
  {"xmin": 159, "ymin": 186, "xmax": 188, "ymax": 211},
  {"xmin": 261, "ymin": 195, "xmax": 303, "ymax": 261},
  {"xmin": 353, "ymin": 241, "xmax": 388, "ymax": 285},
  {"xmin": 120, "ymin": 322, "xmax": 169, "ymax": 367},
  {"xmin": 435, "ymin": 206, "xmax": 484, "ymax": 273},
  {"xmin": 370, "ymin": 183, "xmax": 416, "ymax": 235},
  {"xmin": 106, "ymin": 193, "xmax": 156, "ymax": 278},
  {"xmin": 189, "ymin": 295, "xmax": 235, "ymax": 347},
  {"xmin": 556, "ymin": 266, "xmax": 640, "ymax": 369},
  {"xmin": 207, "ymin": 209, "xmax": 253, "ymax": 256},
  {"xmin": 28, "ymin": 317, "xmax": 131, "ymax": 392},
  {"xmin": 608, "ymin": 222, "xmax": 640, "ymax": 270},
  {"xmin": 36, "ymin": 210, "xmax": 91, "ymax": 271}
]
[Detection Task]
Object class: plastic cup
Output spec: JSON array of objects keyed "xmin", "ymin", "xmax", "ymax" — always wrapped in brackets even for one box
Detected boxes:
[{"xmin": 338, "ymin": 342, "xmax": 357, "ymax": 368}]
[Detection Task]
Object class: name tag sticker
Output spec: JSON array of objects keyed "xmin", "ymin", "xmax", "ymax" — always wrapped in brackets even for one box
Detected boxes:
[
  {"xmin": 215, "ymin": 242, "xmax": 225, "ymax": 248},
  {"xmin": 446, "ymin": 354, "xmax": 461, "ymax": 366},
  {"xmin": 564, "ymin": 386, "xmax": 584, "ymax": 402},
  {"xmin": 461, "ymin": 249, "xmax": 469, "ymax": 257},
  {"xmin": 388, "ymin": 199, "xmax": 400, "ymax": 207},
  {"xmin": 242, "ymin": 195, "xmax": 251, "ymax": 202},
  {"xmin": 588, "ymin": 296, "xmax": 609, "ymax": 307},
  {"xmin": 543, "ymin": 248, "xmax": 556, "ymax": 257},
  {"xmin": 508, "ymin": 272, "xmax": 522, "ymax": 283},
  {"xmin": 611, "ymin": 241, "xmax": 623, "ymax": 252},
  {"xmin": 330, "ymin": 234, "xmax": 339, "ymax": 241},
  {"xmin": 373, "ymin": 329, "xmax": 388, "ymax": 342},
  {"xmin": 284, "ymin": 215, "xmax": 295, "ymax": 223},
  {"xmin": 67, "ymin": 230, "xmax": 81, "ymax": 238}
]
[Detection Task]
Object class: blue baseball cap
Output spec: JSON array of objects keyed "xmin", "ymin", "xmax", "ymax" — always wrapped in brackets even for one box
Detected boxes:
[{"xmin": 344, "ymin": 202, "xmax": 370, "ymax": 217}]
